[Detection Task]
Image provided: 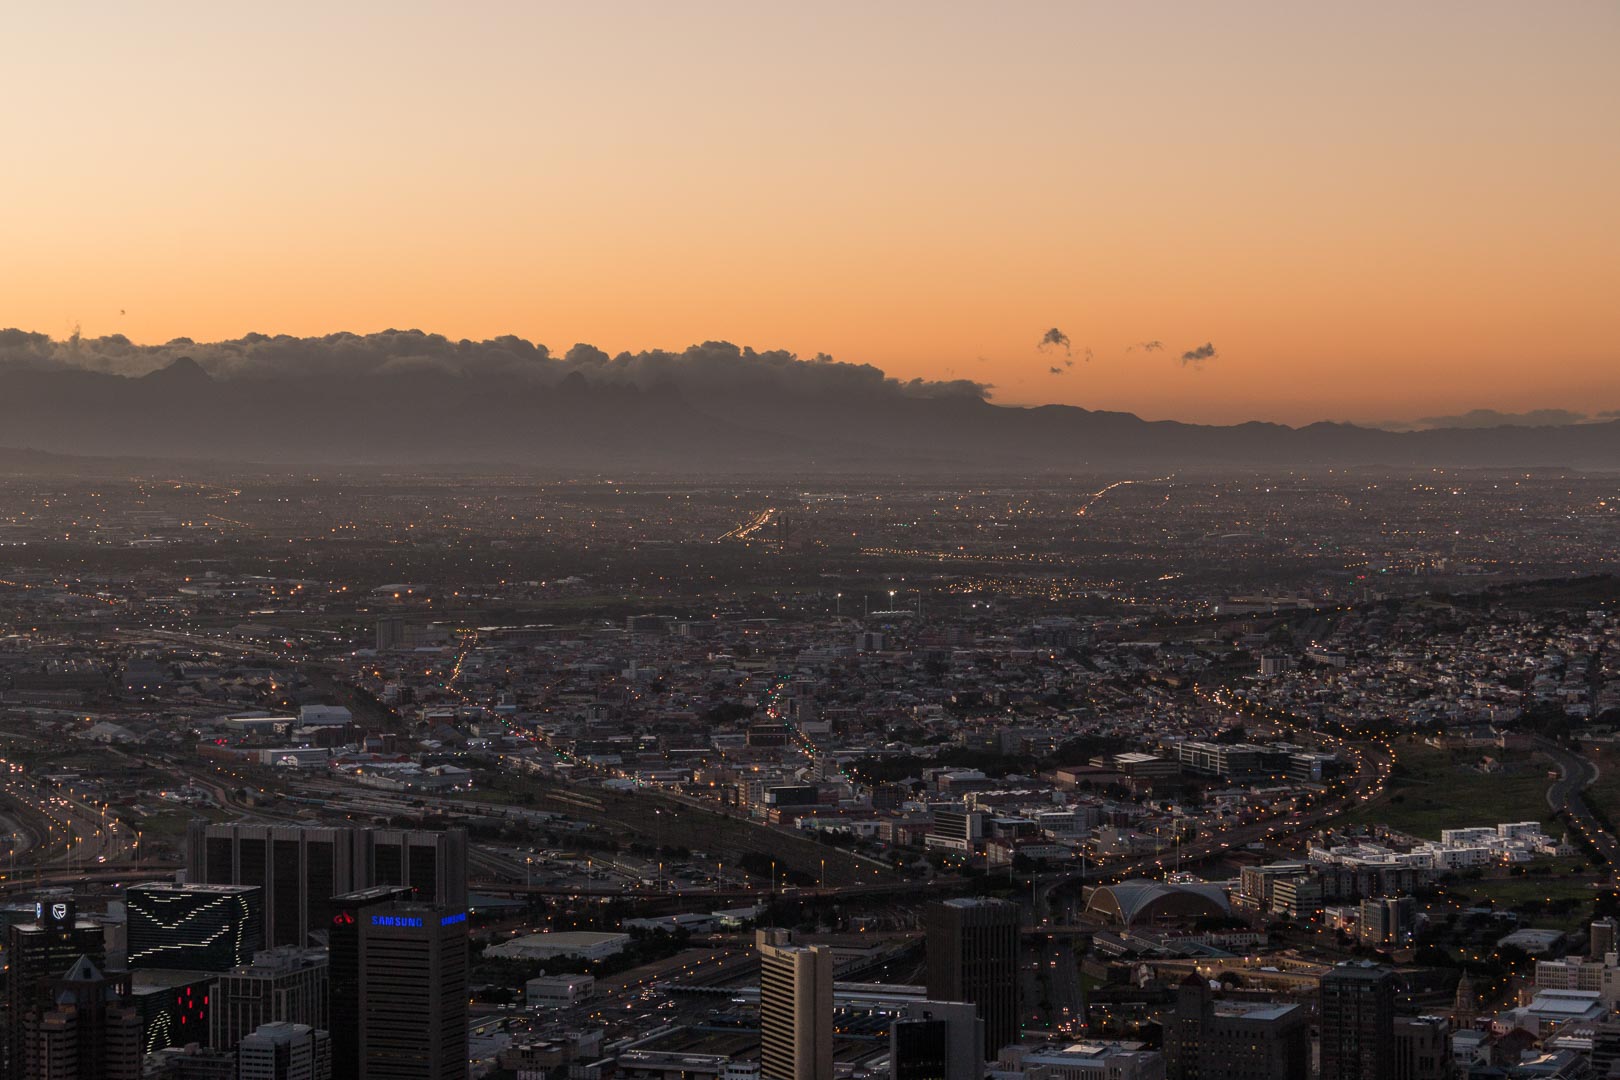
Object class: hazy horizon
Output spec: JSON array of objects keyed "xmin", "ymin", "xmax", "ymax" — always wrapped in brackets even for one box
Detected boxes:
[{"xmin": 3, "ymin": 325, "xmax": 1616, "ymax": 434}]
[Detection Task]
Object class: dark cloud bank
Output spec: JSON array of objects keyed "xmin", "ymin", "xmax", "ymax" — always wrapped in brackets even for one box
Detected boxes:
[
  {"xmin": 0, "ymin": 328, "xmax": 989, "ymax": 401},
  {"xmin": 1, "ymin": 328, "xmax": 1617, "ymax": 473}
]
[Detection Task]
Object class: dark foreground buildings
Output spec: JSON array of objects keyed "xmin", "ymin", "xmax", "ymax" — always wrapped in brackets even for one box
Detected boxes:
[
  {"xmin": 924, "ymin": 897, "xmax": 1020, "ymax": 1054},
  {"xmin": 328, "ymin": 888, "xmax": 467, "ymax": 1079},
  {"xmin": 1319, "ymin": 963, "xmax": 1398, "ymax": 1080},
  {"xmin": 1164, "ymin": 975, "xmax": 1309, "ymax": 1080},
  {"xmin": 184, "ymin": 822, "xmax": 467, "ymax": 947},
  {"xmin": 17, "ymin": 956, "xmax": 142, "ymax": 1080},
  {"xmin": 5, "ymin": 899, "xmax": 114, "ymax": 1073}
]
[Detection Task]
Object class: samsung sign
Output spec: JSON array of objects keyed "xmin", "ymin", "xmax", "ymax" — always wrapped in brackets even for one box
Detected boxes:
[
  {"xmin": 367, "ymin": 912, "xmax": 465, "ymax": 929},
  {"xmin": 370, "ymin": 915, "xmax": 424, "ymax": 928}
]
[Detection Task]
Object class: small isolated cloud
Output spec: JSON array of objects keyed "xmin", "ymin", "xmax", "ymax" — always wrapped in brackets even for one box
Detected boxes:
[
  {"xmin": 1038, "ymin": 328, "xmax": 1071, "ymax": 355},
  {"xmin": 1180, "ymin": 342, "xmax": 1217, "ymax": 365},
  {"xmin": 1128, "ymin": 340, "xmax": 1164, "ymax": 353},
  {"xmin": 1048, "ymin": 366, "xmax": 1065, "ymax": 375},
  {"xmin": 1082, "ymin": 346, "xmax": 1094, "ymax": 363}
]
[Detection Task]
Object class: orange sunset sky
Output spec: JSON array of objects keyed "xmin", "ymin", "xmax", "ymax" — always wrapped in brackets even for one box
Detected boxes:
[{"xmin": 3, "ymin": 2, "xmax": 1617, "ymax": 425}]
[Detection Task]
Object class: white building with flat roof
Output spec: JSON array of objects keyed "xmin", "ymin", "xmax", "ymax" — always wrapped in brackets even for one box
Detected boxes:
[{"xmin": 485, "ymin": 931, "xmax": 629, "ymax": 961}]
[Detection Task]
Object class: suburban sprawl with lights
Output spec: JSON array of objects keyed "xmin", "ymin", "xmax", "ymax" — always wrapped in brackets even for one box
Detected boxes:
[{"xmin": 2, "ymin": 468, "xmax": 1619, "ymax": 1078}]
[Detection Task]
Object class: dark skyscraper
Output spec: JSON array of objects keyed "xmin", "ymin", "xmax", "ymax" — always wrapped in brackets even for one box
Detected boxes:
[
  {"xmin": 1593, "ymin": 917, "xmax": 1618, "ymax": 959},
  {"xmin": 889, "ymin": 1001, "xmax": 983, "ymax": 1080},
  {"xmin": 185, "ymin": 822, "xmax": 467, "ymax": 947},
  {"xmin": 211, "ymin": 947, "xmax": 329, "ymax": 1054},
  {"xmin": 892, "ymin": 1018, "xmax": 949, "ymax": 1080},
  {"xmin": 355, "ymin": 901, "xmax": 469, "ymax": 1080},
  {"xmin": 327, "ymin": 886, "xmax": 414, "ymax": 1078},
  {"xmin": 1320, "ymin": 964, "xmax": 1397, "ymax": 1080},
  {"xmin": 5, "ymin": 899, "xmax": 109, "ymax": 1072},
  {"xmin": 924, "ymin": 898, "xmax": 1020, "ymax": 1054},
  {"xmin": 1164, "ymin": 975, "xmax": 1309, "ymax": 1080},
  {"xmin": 1393, "ymin": 1015, "xmax": 1451, "ymax": 1080},
  {"xmin": 16, "ymin": 955, "xmax": 142, "ymax": 1080},
  {"xmin": 127, "ymin": 883, "xmax": 263, "ymax": 972}
]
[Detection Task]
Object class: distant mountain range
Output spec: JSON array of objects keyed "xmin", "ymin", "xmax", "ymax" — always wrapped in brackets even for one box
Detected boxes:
[{"xmin": 1, "ymin": 335, "xmax": 1616, "ymax": 473}]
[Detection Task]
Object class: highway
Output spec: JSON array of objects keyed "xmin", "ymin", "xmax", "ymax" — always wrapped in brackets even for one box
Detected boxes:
[
  {"xmin": 717, "ymin": 507, "xmax": 777, "ymax": 542},
  {"xmin": 1540, "ymin": 737, "xmax": 1620, "ymax": 866},
  {"xmin": 0, "ymin": 756, "xmax": 138, "ymax": 882}
]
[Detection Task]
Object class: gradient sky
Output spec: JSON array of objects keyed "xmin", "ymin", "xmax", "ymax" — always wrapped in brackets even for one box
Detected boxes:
[{"xmin": 3, "ymin": 2, "xmax": 1617, "ymax": 425}]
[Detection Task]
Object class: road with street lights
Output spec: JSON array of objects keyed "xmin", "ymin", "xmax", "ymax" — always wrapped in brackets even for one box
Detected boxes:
[
  {"xmin": 0, "ymin": 756, "xmax": 139, "ymax": 885},
  {"xmin": 1541, "ymin": 737, "xmax": 1620, "ymax": 867}
]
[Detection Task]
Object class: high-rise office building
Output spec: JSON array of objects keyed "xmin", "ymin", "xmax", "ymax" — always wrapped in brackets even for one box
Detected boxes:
[
  {"xmin": 16, "ymin": 954, "xmax": 143, "ymax": 1080},
  {"xmin": 185, "ymin": 823, "xmax": 467, "ymax": 947},
  {"xmin": 369, "ymin": 828, "xmax": 464, "ymax": 904},
  {"xmin": 1358, "ymin": 897, "xmax": 1415, "ymax": 947},
  {"xmin": 238, "ymin": 1021, "xmax": 332, "ymax": 1080},
  {"xmin": 327, "ymin": 886, "xmax": 414, "ymax": 1077},
  {"xmin": 1320, "ymin": 964, "xmax": 1397, "ymax": 1080},
  {"xmin": 130, "ymin": 970, "xmax": 213, "ymax": 1055},
  {"xmin": 376, "ymin": 616, "xmax": 407, "ymax": 652},
  {"xmin": 1591, "ymin": 1015, "xmax": 1620, "ymax": 1078},
  {"xmin": 889, "ymin": 1000, "xmax": 984, "ymax": 1080},
  {"xmin": 128, "ymin": 883, "xmax": 263, "ymax": 972},
  {"xmin": 1392, "ymin": 1015, "xmax": 1451, "ymax": 1080},
  {"xmin": 924, "ymin": 898, "xmax": 1020, "ymax": 1054},
  {"xmin": 1593, "ymin": 918, "xmax": 1617, "ymax": 959},
  {"xmin": 211, "ymin": 948, "xmax": 329, "ymax": 1053},
  {"xmin": 757, "ymin": 929, "xmax": 834, "ymax": 1080},
  {"xmin": 892, "ymin": 1019, "xmax": 950, "ymax": 1080},
  {"xmin": 5, "ymin": 898, "xmax": 109, "ymax": 1071},
  {"xmin": 1164, "ymin": 975, "xmax": 1309, "ymax": 1080},
  {"xmin": 352, "ymin": 901, "xmax": 468, "ymax": 1080}
]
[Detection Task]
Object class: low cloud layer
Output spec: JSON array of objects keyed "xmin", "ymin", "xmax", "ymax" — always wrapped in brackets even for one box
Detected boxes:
[
  {"xmin": 0, "ymin": 328, "xmax": 991, "ymax": 402},
  {"xmin": 1371, "ymin": 408, "xmax": 1603, "ymax": 432}
]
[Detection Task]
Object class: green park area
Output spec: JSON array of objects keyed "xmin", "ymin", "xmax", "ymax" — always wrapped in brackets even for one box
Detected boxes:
[
  {"xmin": 1443, "ymin": 865, "xmax": 1603, "ymax": 932},
  {"xmin": 1342, "ymin": 740, "xmax": 1561, "ymax": 839},
  {"xmin": 1584, "ymin": 746, "xmax": 1620, "ymax": 820}
]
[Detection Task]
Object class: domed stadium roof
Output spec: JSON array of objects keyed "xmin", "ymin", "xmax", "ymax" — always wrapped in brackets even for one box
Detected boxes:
[{"xmin": 1083, "ymin": 880, "xmax": 1230, "ymax": 926}]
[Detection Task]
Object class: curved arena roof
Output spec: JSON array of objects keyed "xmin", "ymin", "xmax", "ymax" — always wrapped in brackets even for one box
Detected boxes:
[{"xmin": 1083, "ymin": 880, "xmax": 1231, "ymax": 926}]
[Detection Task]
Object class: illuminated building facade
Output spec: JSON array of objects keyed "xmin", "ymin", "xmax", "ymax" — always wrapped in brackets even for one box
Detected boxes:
[{"xmin": 127, "ymin": 883, "xmax": 263, "ymax": 972}]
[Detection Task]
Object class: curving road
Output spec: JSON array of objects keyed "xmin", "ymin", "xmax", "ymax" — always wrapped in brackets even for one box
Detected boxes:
[{"xmin": 1540, "ymin": 737, "xmax": 1620, "ymax": 867}]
